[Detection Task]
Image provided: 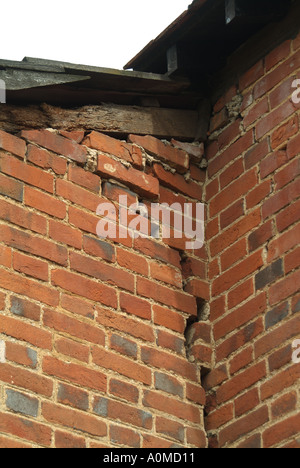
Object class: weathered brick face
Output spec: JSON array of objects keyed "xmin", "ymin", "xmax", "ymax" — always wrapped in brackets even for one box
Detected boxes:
[
  {"xmin": 204, "ymin": 32, "xmax": 300, "ymax": 448},
  {"xmin": 0, "ymin": 30, "xmax": 299, "ymax": 449},
  {"xmin": 0, "ymin": 125, "xmax": 208, "ymax": 448}
]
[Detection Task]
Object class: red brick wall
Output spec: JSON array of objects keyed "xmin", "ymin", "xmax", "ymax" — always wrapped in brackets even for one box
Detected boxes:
[
  {"xmin": 0, "ymin": 127, "xmax": 209, "ymax": 448},
  {"xmin": 0, "ymin": 31, "xmax": 300, "ymax": 450},
  {"xmin": 204, "ymin": 31, "xmax": 300, "ymax": 448}
]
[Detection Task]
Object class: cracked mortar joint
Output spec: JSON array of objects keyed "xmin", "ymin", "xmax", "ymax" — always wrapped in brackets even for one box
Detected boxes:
[
  {"xmin": 226, "ymin": 94, "xmax": 243, "ymax": 119},
  {"xmin": 84, "ymin": 147, "xmax": 98, "ymax": 172}
]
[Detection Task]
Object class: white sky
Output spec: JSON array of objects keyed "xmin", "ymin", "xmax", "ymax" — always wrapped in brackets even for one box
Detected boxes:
[{"xmin": 1, "ymin": 0, "xmax": 190, "ymax": 70}]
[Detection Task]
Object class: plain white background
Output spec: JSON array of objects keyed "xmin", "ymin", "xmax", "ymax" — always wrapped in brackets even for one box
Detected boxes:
[{"xmin": 1, "ymin": 0, "xmax": 190, "ymax": 69}]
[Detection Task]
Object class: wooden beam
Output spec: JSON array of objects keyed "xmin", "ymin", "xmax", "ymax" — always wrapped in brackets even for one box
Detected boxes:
[{"xmin": 0, "ymin": 103, "xmax": 200, "ymax": 141}]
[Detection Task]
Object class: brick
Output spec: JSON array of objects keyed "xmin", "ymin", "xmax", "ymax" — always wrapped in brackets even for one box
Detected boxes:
[
  {"xmin": 261, "ymin": 364, "xmax": 300, "ymax": 403},
  {"xmin": 137, "ymin": 277, "xmax": 197, "ymax": 316},
  {"xmin": 234, "ymin": 388, "xmax": 260, "ymax": 418},
  {"xmin": 96, "ymin": 307, "xmax": 155, "ymax": 343},
  {"xmin": 219, "ymin": 158, "xmax": 244, "ymax": 189},
  {"xmin": 227, "ymin": 278, "xmax": 254, "ymax": 310},
  {"xmin": 57, "ymin": 382, "xmax": 89, "ymax": 411},
  {"xmin": 285, "ymin": 245, "xmax": 300, "ymax": 273},
  {"xmin": 246, "ymin": 180, "xmax": 272, "ymax": 210},
  {"xmin": 134, "ymin": 236, "xmax": 180, "ymax": 268},
  {"xmin": 274, "ymin": 157, "xmax": 300, "ymax": 190},
  {"xmin": 150, "ymin": 261, "xmax": 182, "ymax": 288},
  {"xmin": 24, "ymin": 186, "xmax": 66, "ymax": 219},
  {"xmin": 244, "ymin": 97, "xmax": 269, "ymax": 128},
  {"xmin": 0, "ymin": 269, "xmax": 59, "ymax": 307},
  {"xmin": 153, "ymin": 304, "xmax": 185, "ymax": 334},
  {"xmin": 0, "ymin": 130, "xmax": 26, "ymax": 158},
  {"xmin": 42, "ymin": 402, "xmax": 107, "ymax": 437},
  {"xmin": 61, "ymin": 294, "xmax": 94, "ymax": 319},
  {"xmin": 271, "ymin": 115, "xmax": 298, "ymax": 149},
  {"xmin": 271, "ymin": 392, "xmax": 297, "ymax": 420},
  {"xmin": 239, "ymin": 60, "xmax": 264, "ymax": 90},
  {"xmin": 154, "ymin": 372, "xmax": 184, "ymax": 398},
  {"xmin": 262, "ymin": 178, "xmax": 300, "ymax": 220},
  {"xmin": 216, "ymin": 318, "xmax": 264, "ymax": 361},
  {"xmin": 156, "ymin": 417, "xmax": 184, "ymax": 443},
  {"xmin": 0, "ymin": 198, "xmax": 47, "ymax": 235},
  {"xmin": 184, "ymin": 278, "xmax": 210, "ymax": 301},
  {"xmin": 181, "ymin": 256, "xmax": 206, "ymax": 280},
  {"xmin": 5, "ymin": 342, "xmax": 38, "ymax": 369},
  {"xmin": 49, "ymin": 219, "xmax": 82, "ymax": 249},
  {"xmin": 110, "ymin": 425, "xmax": 140, "ymax": 448},
  {"xmin": 255, "ymin": 315, "xmax": 300, "ymax": 359},
  {"xmin": 0, "ymin": 245, "xmax": 11, "ymax": 268},
  {"xmin": 276, "ymin": 198, "xmax": 300, "ymax": 232},
  {"xmin": 219, "ymin": 406, "xmax": 269, "ymax": 447},
  {"xmin": 205, "ymin": 403, "xmax": 234, "ymax": 431},
  {"xmin": 55, "ymin": 336, "xmax": 89, "ymax": 363},
  {"xmin": 27, "ymin": 144, "xmax": 67, "ymax": 175},
  {"xmin": 56, "ymin": 179, "xmax": 103, "ymax": 212},
  {"xmin": 43, "ymin": 356, "xmax": 107, "ymax": 392},
  {"xmin": 269, "ymin": 76, "xmax": 296, "ymax": 110},
  {"xmin": 93, "ymin": 397, "xmax": 152, "ymax": 430},
  {"xmin": 143, "ymin": 390, "xmax": 200, "ymax": 423},
  {"xmin": 171, "ymin": 139, "xmax": 204, "ymax": 162},
  {"xmin": 248, "ymin": 220, "xmax": 273, "ymax": 252},
  {"xmin": 260, "ymin": 150, "xmax": 288, "ymax": 179},
  {"xmin": 208, "ymin": 131, "xmax": 254, "ymax": 177},
  {"xmin": 83, "ymin": 235, "xmax": 115, "ymax": 262},
  {"xmin": 255, "ymin": 258, "xmax": 284, "ymax": 290},
  {"xmin": 55, "ymin": 430, "xmax": 86, "ymax": 449},
  {"xmin": 84, "ymin": 131, "xmax": 143, "ymax": 168},
  {"xmin": 214, "ymin": 293, "xmax": 266, "ymax": 341},
  {"xmin": 265, "ymin": 40, "xmax": 291, "ymax": 71},
  {"xmin": 218, "ymin": 119, "xmax": 241, "ymax": 151},
  {"xmin": 210, "ymin": 107, "xmax": 228, "ymax": 133},
  {"xmin": 229, "ymin": 346, "xmax": 253, "ymax": 375},
  {"xmin": 0, "ymin": 436, "xmax": 32, "ymax": 449},
  {"xmin": 97, "ymin": 153, "xmax": 159, "ymax": 199},
  {"xmin": 0, "ymin": 411, "xmax": 51, "ymax": 447},
  {"xmin": 263, "ymin": 413, "xmax": 300, "ymax": 448},
  {"xmin": 59, "ymin": 130, "xmax": 85, "ymax": 143},
  {"xmin": 110, "ymin": 333, "xmax": 137, "ymax": 359},
  {"xmin": 5, "ymin": 389, "xmax": 38, "ymax": 417},
  {"xmin": 256, "ymin": 100, "xmax": 297, "ymax": 140},
  {"xmin": 109, "ymin": 379, "xmax": 139, "ymax": 404},
  {"xmin": 216, "ymin": 361, "xmax": 266, "ymax": 404},
  {"xmin": 141, "ymin": 346, "xmax": 197, "ymax": 381},
  {"xmin": 43, "ymin": 308, "xmax": 105, "ymax": 345},
  {"xmin": 69, "ymin": 251, "xmax": 134, "ymax": 293},
  {"xmin": 129, "ymin": 134, "xmax": 189, "ymax": 172},
  {"xmin": 254, "ymin": 51, "xmax": 300, "ymax": 99},
  {"xmin": 69, "ymin": 205, "xmax": 98, "ymax": 235},
  {"xmin": 92, "ymin": 346, "xmax": 151, "ymax": 385},
  {"xmin": 237, "ymin": 434, "xmax": 261, "ymax": 449},
  {"xmin": 119, "ymin": 292, "xmax": 151, "ymax": 320},
  {"xmin": 13, "ymin": 251, "xmax": 48, "ymax": 281},
  {"xmin": 269, "ymin": 269, "xmax": 300, "ymax": 305},
  {"xmin": 186, "ymin": 427, "xmax": 207, "ymax": 448},
  {"xmin": 152, "ymin": 163, "xmax": 202, "ymax": 201},
  {"xmin": 265, "ymin": 302, "xmax": 289, "ymax": 330},
  {"xmin": 103, "ymin": 181, "xmax": 137, "ymax": 206},
  {"xmin": 0, "ymin": 173, "xmax": 23, "ymax": 201},
  {"xmin": 190, "ymin": 164, "xmax": 206, "ymax": 182},
  {"xmin": 205, "ymin": 177, "xmax": 219, "ymax": 201},
  {"xmin": 1, "ymin": 224, "xmax": 68, "ymax": 266},
  {"xmin": 68, "ymin": 164, "xmax": 101, "ymax": 192},
  {"xmin": 21, "ymin": 129, "xmax": 87, "ymax": 164},
  {"xmin": 287, "ymin": 131, "xmax": 300, "ymax": 159},
  {"xmin": 0, "ymin": 362, "xmax": 53, "ymax": 397},
  {"xmin": 10, "ymin": 296, "xmax": 40, "ymax": 322},
  {"xmin": 213, "ymin": 250, "xmax": 263, "ymax": 296},
  {"xmin": 190, "ymin": 343, "xmax": 212, "ymax": 368},
  {"xmin": 268, "ymin": 223, "xmax": 300, "ymax": 262},
  {"xmin": 209, "ymin": 168, "xmax": 257, "ymax": 217},
  {"xmin": 186, "ymin": 382, "xmax": 206, "ymax": 405},
  {"xmin": 0, "ymin": 152, "xmax": 54, "ymax": 193},
  {"xmin": 51, "ymin": 269, "xmax": 118, "ymax": 308},
  {"xmin": 0, "ymin": 315, "xmax": 52, "ymax": 349},
  {"xmin": 117, "ymin": 247, "xmax": 148, "ymax": 275},
  {"xmin": 268, "ymin": 344, "xmax": 293, "ymax": 372},
  {"xmin": 220, "ymin": 199, "xmax": 244, "ymax": 230}
]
